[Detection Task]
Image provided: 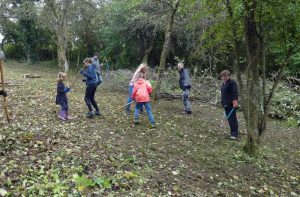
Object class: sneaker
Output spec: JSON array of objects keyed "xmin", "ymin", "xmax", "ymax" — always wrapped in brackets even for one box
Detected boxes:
[
  {"xmin": 95, "ymin": 111, "xmax": 102, "ymax": 116},
  {"xmin": 229, "ymin": 136, "xmax": 238, "ymax": 140},
  {"xmin": 186, "ymin": 111, "xmax": 192, "ymax": 114},
  {"xmin": 134, "ymin": 120, "xmax": 139, "ymax": 125},
  {"xmin": 182, "ymin": 110, "xmax": 192, "ymax": 114},
  {"xmin": 150, "ymin": 123, "xmax": 156, "ymax": 128},
  {"xmin": 86, "ymin": 111, "xmax": 94, "ymax": 118},
  {"xmin": 59, "ymin": 115, "xmax": 66, "ymax": 121},
  {"xmin": 66, "ymin": 116, "xmax": 73, "ymax": 120}
]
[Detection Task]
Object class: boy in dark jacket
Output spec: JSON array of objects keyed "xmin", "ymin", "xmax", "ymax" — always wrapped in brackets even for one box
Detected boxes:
[
  {"xmin": 220, "ymin": 70, "xmax": 239, "ymax": 140},
  {"xmin": 178, "ymin": 63, "xmax": 192, "ymax": 114}
]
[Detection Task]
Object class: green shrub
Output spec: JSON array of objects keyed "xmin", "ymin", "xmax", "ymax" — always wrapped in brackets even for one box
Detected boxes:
[{"xmin": 270, "ymin": 84, "xmax": 300, "ymax": 126}]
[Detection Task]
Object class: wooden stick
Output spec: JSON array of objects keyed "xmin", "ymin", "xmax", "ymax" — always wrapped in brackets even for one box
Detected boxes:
[
  {"xmin": 69, "ymin": 72, "xmax": 81, "ymax": 89},
  {"xmin": 0, "ymin": 60, "xmax": 10, "ymax": 123},
  {"xmin": 110, "ymin": 100, "xmax": 135, "ymax": 114}
]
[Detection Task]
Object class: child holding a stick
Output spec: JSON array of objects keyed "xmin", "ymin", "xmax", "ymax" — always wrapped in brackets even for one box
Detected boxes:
[
  {"xmin": 56, "ymin": 72, "xmax": 72, "ymax": 120},
  {"xmin": 126, "ymin": 63, "xmax": 148, "ymax": 114},
  {"xmin": 80, "ymin": 58, "xmax": 101, "ymax": 118},
  {"xmin": 131, "ymin": 72, "xmax": 156, "ymax": 128}
]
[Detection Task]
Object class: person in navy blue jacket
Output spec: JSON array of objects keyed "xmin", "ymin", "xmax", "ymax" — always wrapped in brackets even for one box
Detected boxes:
[
  {"xmin": 178, "ymin": 62, "xmax": 192, "ymax": 114},
  {"xmin": 80, "ymin": 58, "xmax": 101, "ymax": 118},
  {"xmin": 220, "ymin": 70, "xmax": 239, "ymax": 140},
  {"xmin": 56, "ymin": 72, "xmax": 71, "ymax": 120}
]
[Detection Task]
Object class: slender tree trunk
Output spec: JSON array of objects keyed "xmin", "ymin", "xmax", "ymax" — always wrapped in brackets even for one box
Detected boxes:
[
  {"xmin": 47, "ymin": 0, "xmax": 70, "ymax": 73},
  {"xmin": 0, "ymin": 60, "xmax": 10, "ymax": 123},
  {"xmin": 56, "ymin": 31, "xmax": 69, "ymax": 72},
  {"xmin": 259, "ymin": 38, "xmax": 267, "ymax": 134},
  {"xmin": 76, "ymin": 47, "xmax": 81, "ymax": 67},
  {"xmin": 20, "ymin": 19, "xmax": 36, "ymax": 65},
  {"xmin": 225, "ymin": 0, "xmax": 247, "ymax": 120},
  {"xmin": 243, "ymin": 0, "xmax": 261, "ymax": 155},
  {"xmin": 154, "ymin": 0, "xmax": 180, "ymax": 100},
  {"xmin": 142, "ymin": 40, "xmax": 153, "ymax": 64},
  {"xmin": 259, "ymin": 47, "xmax": 295, "ymax": 134}
]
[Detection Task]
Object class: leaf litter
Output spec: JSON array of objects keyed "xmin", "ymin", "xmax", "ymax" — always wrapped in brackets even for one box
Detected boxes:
[{"xmin": 0, "ymin": 62, "xmax": 299, "ymax": 196}]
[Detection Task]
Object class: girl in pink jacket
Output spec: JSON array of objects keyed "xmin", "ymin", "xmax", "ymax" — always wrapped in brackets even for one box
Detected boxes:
[{"xmin": 131, "ymin": 72, "xmax": 156, "ymax": 128}]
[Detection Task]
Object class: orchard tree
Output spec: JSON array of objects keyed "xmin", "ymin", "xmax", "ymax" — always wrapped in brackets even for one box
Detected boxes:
[{"xmin": 38, "ymin": 0, "xmax": 75, "ymax": 72}]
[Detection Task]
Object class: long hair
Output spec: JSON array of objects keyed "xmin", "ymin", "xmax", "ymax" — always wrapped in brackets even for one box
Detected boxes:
[{"xmin": 138, "ymin": 63, "xmax": 148, "ymax": 73}]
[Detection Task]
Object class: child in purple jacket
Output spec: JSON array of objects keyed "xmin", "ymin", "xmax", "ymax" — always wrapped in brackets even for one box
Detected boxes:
[{"xmin": 56, "ymin": 72, "xmax": 71, "ymax": 120}]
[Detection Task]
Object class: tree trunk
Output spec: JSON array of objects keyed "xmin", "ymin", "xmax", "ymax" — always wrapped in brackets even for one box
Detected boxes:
[
  {"xmin": 225, "ymin": 0, "xmax": 248, "ymax": 120},
  {"xmin": 56, "ymin": 31, "xmax": 69, "ymax": 72},
  {"xmin": 76, "ymin": 47, "xmax": 81, "ymax": 67},
  {"xmin": 20, "ymin": 19, "xmax": 36, "ymax": 65},
  {"xmin": 142, "ymin": 40, "xmax": 153, "ymax": 64},
  {"xmin": 154, "ymin": 0, "xmax": 180, "ymax": 100},
  {"xmin": 46, "ymin": 0, "xmax": 70, "ymax": 73},
  {"xmin": 243, "ymin": 0, "xmax": 261, "ymax": 156},
  {"xmin": 259, "ymin": 47, "xmax": 295, "ymax": 135}
]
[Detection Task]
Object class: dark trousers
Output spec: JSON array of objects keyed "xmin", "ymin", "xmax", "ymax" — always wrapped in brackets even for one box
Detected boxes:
[
  {"xmin": 224, "ymin": 106, "xmax": 238, "ymax": 137},
  {"xmin": 60, "ymin": 104, "xmax": 68, "ymax": 112},
  {"xmin": 84, "ymin": 84, "xmax": 99, "ymax": 112},
  {"xmin": 60, "ymin": 99, "xmax": 68, "ymax": 111}
]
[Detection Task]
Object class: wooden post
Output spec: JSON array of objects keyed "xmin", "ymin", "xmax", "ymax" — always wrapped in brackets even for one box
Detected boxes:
[{"xmin": 0, "ymin": 58, "xmax": 10, "ymax": 123}]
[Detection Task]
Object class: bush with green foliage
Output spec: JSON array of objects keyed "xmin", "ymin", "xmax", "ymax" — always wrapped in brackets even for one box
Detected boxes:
[{"xmin": 269, "ymin": 84, "xmax": 300, "ymax": 126}]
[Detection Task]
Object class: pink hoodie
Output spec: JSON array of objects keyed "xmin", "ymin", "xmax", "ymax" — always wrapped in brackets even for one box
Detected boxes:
[{"xmin": 131, "ymin": 78, "xmax": 153, "ymax": 102}]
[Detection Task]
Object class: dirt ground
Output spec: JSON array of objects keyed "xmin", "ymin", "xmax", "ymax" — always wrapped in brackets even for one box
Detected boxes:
[{"xmin": 0, "ymin": 61, "xmax": 299, "ymax": 196}]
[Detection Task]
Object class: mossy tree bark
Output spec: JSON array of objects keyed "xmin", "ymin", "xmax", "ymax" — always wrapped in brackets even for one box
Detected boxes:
[
  {"xmin": 243, "ymin": 0, "xmax": 261, "ymax": 156},
  {"xmin": 242, "ymin": 0, "xmax": 297, "ymax": 156}
]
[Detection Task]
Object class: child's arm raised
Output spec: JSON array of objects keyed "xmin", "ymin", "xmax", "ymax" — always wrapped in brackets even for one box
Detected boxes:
[{"xmin": 80, "ymin": 66, "xmax": 94, "ymax": 79}]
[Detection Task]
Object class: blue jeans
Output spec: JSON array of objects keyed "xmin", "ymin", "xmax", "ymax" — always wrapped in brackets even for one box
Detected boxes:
[
  {"xmin": 225, "ymin": 106, "xmax": 238, "ymax": 137},
  {"xmin": 134, "ymin": 102, "xmax": 155, "ymax": 124},
  {"xmin": 126, "ymin": 85, "xmax": 134, "ymax": 112}
]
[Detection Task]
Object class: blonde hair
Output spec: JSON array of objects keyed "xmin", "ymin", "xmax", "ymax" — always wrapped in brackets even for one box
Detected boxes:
[
  {"xmin": 138, "ymin": 63, "xmax": 148, "ymax": 73},
  {"xmin": 57, "ymin": 72, "xmax": 66, "ymax": 82}
]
